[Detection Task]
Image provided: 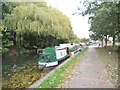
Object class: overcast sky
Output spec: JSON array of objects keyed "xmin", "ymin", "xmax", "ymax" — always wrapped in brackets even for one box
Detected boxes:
[{"xmin": 45, "ymin": 0, "xmax": 90, "ymax": 38}]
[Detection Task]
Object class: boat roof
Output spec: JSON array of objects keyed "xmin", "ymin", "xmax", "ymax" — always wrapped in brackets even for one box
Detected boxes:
[{"xmin": 55, "ymin": 46, "xmax": 67, "ymax": 50}]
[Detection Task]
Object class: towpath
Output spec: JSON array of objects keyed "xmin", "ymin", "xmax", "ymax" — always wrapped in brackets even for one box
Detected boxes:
[{"xmin": 62, "ymin": 45, "xmax": 115, "ymax": 88}]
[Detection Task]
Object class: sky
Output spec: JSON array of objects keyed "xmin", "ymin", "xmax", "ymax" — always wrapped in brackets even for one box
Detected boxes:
[{"xmin": 45, "ymin": 0, "xmax": 90, "ymax": 38}]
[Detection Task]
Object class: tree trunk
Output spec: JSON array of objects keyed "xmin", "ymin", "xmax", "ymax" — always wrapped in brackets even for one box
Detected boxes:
[
  {"xmin": 20, "ymin": 35, "xmax": 22, "ymax": 48},
  {"xmin": 112, "ymin": 35, "xmax": 115, "ymax": 48},
  {"xmin": 105, "ymin": 35, "xmax": 107, "ymax": 47},
  {"xmin": 13, "ymin": 32, "xmax": 16, "ymax": 46},
  {"xmin": 101, "ymin": 38, "xmax": 103, "ymax": 47}
]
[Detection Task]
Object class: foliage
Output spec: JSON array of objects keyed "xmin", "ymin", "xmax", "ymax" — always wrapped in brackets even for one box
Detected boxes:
[
  {"xmin": 68, "ymin": 37, "xmax": 89, "ymax": 43},
  {"xmin": 76, "ymin": 1, "xmax": 120, "ymax": 47},
  {"xmin": 2, "ymin": 48, "xmax": 9, "ymax": 55},
  {"xmin": 19, "ymin": 48, "xmax": 29, "ymax": 54},
  {"xmin": 2, "ymin": 2, "xmax": 76, "ymax": 55}
]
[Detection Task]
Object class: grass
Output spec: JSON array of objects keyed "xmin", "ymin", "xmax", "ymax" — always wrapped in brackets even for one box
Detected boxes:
[
  {"xmin": 106, "ymin": 44, "xmax": 119, "ymax": 48},
  {"xmin": 95, "ymin": 46, "xmax": 119, "ymax": 87},
  {"xmin": 36, "ymin": 47, "xmax": 88, "ymax": 88}
]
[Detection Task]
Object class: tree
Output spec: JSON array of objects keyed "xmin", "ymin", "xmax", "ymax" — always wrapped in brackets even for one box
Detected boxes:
[
  {"xmin": 75, "ymin": 1, "xmax": 120, "ymax": 47},
  {"xmin": 2, "ymin": 2, "xmax": 76, "ymax": 55}
]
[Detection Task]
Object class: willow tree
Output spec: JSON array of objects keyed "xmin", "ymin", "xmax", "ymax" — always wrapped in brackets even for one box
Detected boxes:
[{"xmin": 3, "ymin": 2, "xmax": 75, "ymax": 50}]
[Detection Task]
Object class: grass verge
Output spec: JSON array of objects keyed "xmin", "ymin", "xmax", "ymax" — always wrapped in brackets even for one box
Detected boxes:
[
  {"xmin": 36, "ymin": 47, "xmax": 88, "ymax": 88},
  {"xmin": 95, "ymin": 46, "xmax": 118, "ymax": 87}
]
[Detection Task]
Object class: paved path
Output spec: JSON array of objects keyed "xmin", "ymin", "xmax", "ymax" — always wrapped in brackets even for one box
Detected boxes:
[{"xmin": 62, "ymin": 45, "xmax": 115, "ymax": 88}]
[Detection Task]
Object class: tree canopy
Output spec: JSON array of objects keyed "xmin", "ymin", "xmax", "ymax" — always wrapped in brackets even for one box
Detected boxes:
[
  {"xmin": 74, "ymin": 0, "xmax": 120, "ymax": 47},
  {"xmin": 1, "ymin": 2, "xmax": 77, "ymax": 55}
]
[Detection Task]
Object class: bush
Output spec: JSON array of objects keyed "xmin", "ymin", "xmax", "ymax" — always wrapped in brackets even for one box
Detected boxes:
[
  {"xmin": 19, "ymin": 48, "xmax": 29, "ymax": 54},
  {"xmin": 2, "ymin": 48, "xmax": 9, "ymax": 55}
]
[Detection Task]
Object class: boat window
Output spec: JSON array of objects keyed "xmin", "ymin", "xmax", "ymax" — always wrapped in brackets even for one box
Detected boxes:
[{"xmin": 37, "ymin": 49, "xmax": 43, "ymax": 54}]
